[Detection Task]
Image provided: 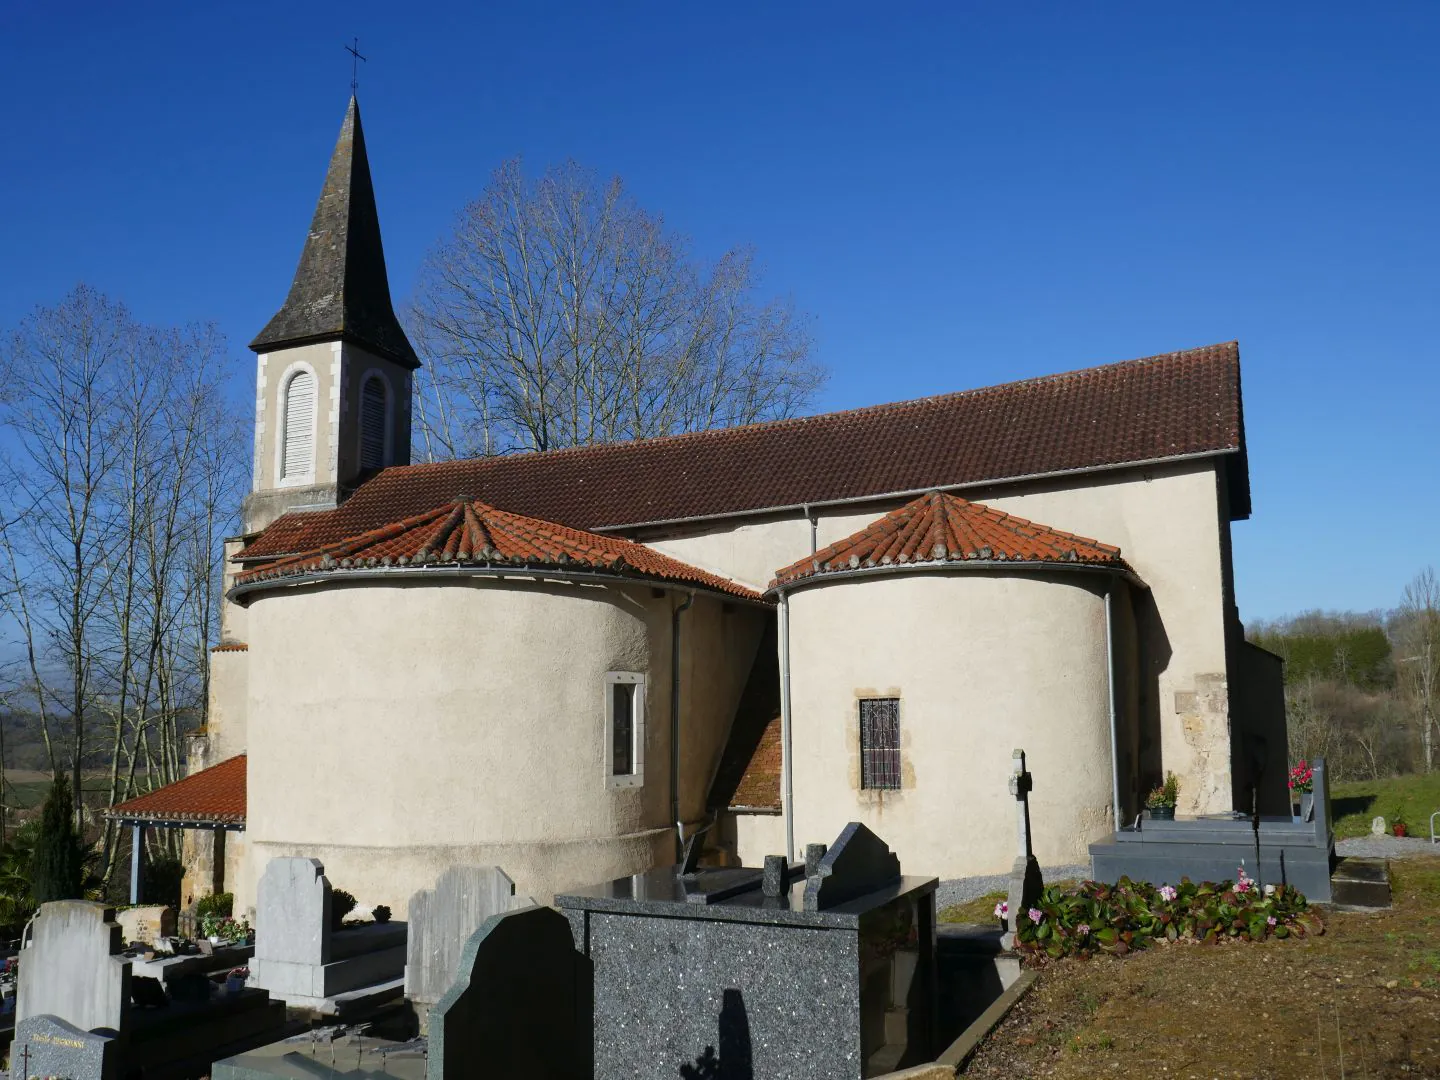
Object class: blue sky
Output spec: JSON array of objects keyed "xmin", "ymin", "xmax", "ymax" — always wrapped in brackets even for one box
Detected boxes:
[{"xmin": 1, "ymin": 2, "xmax": 1435, "ymax": 620}]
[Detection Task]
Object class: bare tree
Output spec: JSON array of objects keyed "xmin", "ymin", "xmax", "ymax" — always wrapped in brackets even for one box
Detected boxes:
[
  {"xmin": 0, "ymin": 286, "xmax": 242, "ymax": 877},
  {"xmin": 409, "ymin": 159, "xmax": 824, "ymax": 458},
  {"xmin": 1396, "ymin": 566, "xmax": 1439, "ymax": 772}
]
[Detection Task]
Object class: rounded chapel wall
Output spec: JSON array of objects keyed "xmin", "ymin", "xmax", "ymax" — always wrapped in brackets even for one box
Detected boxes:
[
  {"xmin": 242, "ymin": 577, "xmax": 672, "ymax": 908},
  {"xmin": 786, "ymin": 571, "xmax": 1114, "ymax": 878}
]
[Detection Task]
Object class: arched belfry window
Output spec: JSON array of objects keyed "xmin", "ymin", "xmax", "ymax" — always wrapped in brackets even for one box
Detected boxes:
[
  {"xmin": 280, "ymin": 370, "xmax": 316, "ymax": 481},
  {"xmin": 359, "ymin": 375, "xmax": 388, "ymax": 470}
]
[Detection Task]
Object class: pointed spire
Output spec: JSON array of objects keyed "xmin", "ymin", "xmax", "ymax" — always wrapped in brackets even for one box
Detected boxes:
[{"xmin": 250, "ymin": 97, "xmax": 419, "ymax": 368}]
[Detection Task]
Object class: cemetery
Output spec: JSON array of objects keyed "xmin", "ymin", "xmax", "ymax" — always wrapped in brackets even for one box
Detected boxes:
[{"xmin": 5, "ymin": 752, "xmax": 1390, "ymax": 1079}]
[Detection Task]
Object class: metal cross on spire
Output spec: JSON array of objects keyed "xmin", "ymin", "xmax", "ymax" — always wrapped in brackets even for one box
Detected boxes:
[{"xmin": 344, "ymin": 37, "xmax": 367, "ymax": 94}]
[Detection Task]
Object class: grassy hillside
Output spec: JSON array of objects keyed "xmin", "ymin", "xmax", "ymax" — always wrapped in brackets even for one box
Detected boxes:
[{"xmin": 1331, "ymin": 772, "xmax": 1440, "ymax": 838}]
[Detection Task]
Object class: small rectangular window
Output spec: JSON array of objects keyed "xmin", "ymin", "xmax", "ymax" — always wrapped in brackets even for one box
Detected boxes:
[
  {"xmin": 859, "ymin": 698, "xmax": 901, "ymax": 790},
  {"xmin": 606, "ymin": 672, "xmax": 645, "ymax": 788}
]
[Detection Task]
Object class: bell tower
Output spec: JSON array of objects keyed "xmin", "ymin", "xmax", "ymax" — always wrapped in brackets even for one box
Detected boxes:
[{"xmin": 244, "ymin": 96, "xmax": 419, "ymax": 534}]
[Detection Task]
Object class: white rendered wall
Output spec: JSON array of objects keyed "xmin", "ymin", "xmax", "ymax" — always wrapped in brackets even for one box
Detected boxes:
[
  {"xmin": 235, "ymin": 577, "xmax": 759, "ymax": 917},
  {"xmin": 783, "ymin": 572, "xmax": 1115, "ymax": 877},
  {"xmin": 644, "ymin": 458, "xmax": 1235, "ymax": 814}
]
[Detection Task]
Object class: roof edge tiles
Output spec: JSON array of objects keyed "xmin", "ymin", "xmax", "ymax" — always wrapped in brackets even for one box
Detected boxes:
[
  {"xmin": 770, "ymin": 490, "xmax": 1133, "ymax": 592},
  {"xmin": 106, "ymin": 754, "xmax": 247, "ymax": 826},
  {"xmin": 233, "ymin": 498, "xmax": 766, "ymax": 603},
  {"xmin": 237, "ymin": 342, "xmax": 1247, "ymax": 563}
]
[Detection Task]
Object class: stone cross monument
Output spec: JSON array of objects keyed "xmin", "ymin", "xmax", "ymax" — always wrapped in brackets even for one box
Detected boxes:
[{"xmin": 1005, "ymin": 749, "xmax": 1044, "ymax": 943}]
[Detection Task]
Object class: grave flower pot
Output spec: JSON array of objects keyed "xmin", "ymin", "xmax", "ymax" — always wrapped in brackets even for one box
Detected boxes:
[
  {"xmin": 1293, "ymin": 792, "xmax": 1314, "ymax": 823},
  {"xmin": 1393, "ymin": 823, "xmax": 1409, "ymax": 838},
  {"xmin": 1147, "ymin": 806, "xmax": 1175, "ymax": 821}
]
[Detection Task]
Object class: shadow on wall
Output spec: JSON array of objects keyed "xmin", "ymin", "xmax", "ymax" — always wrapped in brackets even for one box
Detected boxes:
[
  {"xmin": 1134, "ymin": 585, "xmax": 1172, "ymax": 804},
  {"xmin": 680, "ymin": 988, "xmax": 753, "ymax": 1080}
]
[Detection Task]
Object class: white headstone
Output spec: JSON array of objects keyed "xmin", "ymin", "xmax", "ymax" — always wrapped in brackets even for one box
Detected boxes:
[
  {"xmin": 255, "ymin": 857, "xmax": 332, "ymax": 968},
  {"xmin": 17, "ymin": 902, "xmax": 130, "ymax": 1034},
  {"xmin": 405, "ymin": 866, "xmax": 515, "ymax": 1007},
  {"xmin": 1371, "ymin": 816, "xmax": 1386, "ymax": 837}
]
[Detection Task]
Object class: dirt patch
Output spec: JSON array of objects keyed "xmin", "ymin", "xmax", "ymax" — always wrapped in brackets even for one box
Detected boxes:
[{"xmin": 961, "ymin": 856, "xmax": 1440, "ymax": 1078}]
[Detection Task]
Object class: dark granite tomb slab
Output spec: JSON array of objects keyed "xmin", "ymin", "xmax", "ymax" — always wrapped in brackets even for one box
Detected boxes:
[
  {"xmin": 13, "ymin": 1014, "xmax": 118, "ymax": 1080},
  {"xmin": 557, "ymin": 823, "xmax": 938, "ymax": 1080}
]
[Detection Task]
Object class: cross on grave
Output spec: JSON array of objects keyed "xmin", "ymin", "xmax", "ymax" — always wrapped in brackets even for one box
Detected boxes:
[{"xmin": 1005, "ymin": 749, "xmax": 1044, "ymax": 943}]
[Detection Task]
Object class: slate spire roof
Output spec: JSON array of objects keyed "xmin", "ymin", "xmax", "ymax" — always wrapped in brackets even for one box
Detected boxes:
[
  {"xmin": 233, "ymin": 497, "xmax": 763, "ymax": 602},
  {"xmin": 250, "ymin": 96, "xmax": 419, "ymax": 368},
  {"xmin": 770, "ymin": 490, "xmax": 1130, "ymax": 590}
]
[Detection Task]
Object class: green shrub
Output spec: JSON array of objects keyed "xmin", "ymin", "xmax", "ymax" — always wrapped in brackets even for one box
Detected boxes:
[
  {"xmin": 195, "ymin": 892, "xmax": 233, "ymax": 919},
  {"xmin": 31, "ymin": 777, "xmax": 84, "ymax": 904},
  {"xmin": 331, "ymin": 889, "xmax": 358, "ymax": 930},
  {"xmin": 1014, "ymin": 870, "xmax": 1324, "ymax": 960}
]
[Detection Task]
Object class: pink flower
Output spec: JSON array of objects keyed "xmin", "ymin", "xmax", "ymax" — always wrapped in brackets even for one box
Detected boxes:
[
  {"xmin": 1159, "ymin": 884, "xmax": 1177, "ymax": 902},
  {"xmin": 1077, "ymin": 923, "xmax": 1091, "ymax": 936},
  {"xmin": 1267, "ymin": 916, "xmax": 1277, "ymax": 926},
  {"xmin": 994, "ymin": 901, "xmax": 1008, "ymax": 919},
  {"xmin": 1028, "ymin": 907, "xmax": 1043, "ymax": 925}
]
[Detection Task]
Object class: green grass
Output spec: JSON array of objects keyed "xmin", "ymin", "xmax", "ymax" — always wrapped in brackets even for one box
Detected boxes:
[{"xmin": 1330, "ymin": 771, "xmax": 1440, "ymax": 838}]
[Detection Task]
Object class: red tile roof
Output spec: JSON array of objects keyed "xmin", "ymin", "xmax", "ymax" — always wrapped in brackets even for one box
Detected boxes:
[
  {"xmin": 724, "ymin": 716, "xmax": 782, "ymax": 811},
  {"xmin": 106, "ymin": 755, "xmax": 247, "ymax": 826},
  {"xmin": 234, "ymin": 498, "xmax": 763, "ymax": 601},
  {"xmin": 241, "ymin": 342, "xmax": 1246, "ymax": 561},
  {"xmin": 210, "ymin": 642, "xmax": 248, "ymax": 652},
  {"xmin": 771, "ymin": 490, "xmax": 1130, "ymax": 590}
]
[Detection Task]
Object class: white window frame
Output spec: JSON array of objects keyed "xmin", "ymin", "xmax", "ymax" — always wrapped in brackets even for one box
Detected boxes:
[
  {"xmin": 356, "ymin": 368, "xmax": 395, "ymax": 471},
  {"xmin": 274, "ymin": 361, "xmax": 319, "ymax": 487},
  {"xmin": 605, "ymin": 672, "xmax": 646, "ymax": 789}
]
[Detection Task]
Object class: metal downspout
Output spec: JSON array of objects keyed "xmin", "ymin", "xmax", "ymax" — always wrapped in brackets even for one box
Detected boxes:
[
  {"xmin": 779, "ymin": 590, "xmax": 795, "ymax": 861},
  {"xmin": 672, "ymin": 591, "xmax": 695, "ymax": 861},
  {"xmin": 1105, "ymin": 582, "xmax": 1122, "ymax": 830}
]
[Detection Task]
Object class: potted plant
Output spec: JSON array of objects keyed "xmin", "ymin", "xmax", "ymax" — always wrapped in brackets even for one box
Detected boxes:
[
  {"xmin": 1392, "ymin": 812, "xmax": 1409, "ymax": 838},
  {"xmin": 1288, "ymin": 759, "xmax": 1314, "ymax": 822},
  {"xmin": 1145, "ymin": 771, "xmax": 1180, "ymax": 820}
]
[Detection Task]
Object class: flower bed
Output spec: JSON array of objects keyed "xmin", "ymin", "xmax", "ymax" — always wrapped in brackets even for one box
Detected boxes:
[{"xmin": 1014, "ymin": 869, "xmax": 1324, "ymax": 960}]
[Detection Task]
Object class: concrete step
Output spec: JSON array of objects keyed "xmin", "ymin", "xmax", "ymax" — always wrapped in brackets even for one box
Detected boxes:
[{"xmin": 1330, "ymin": 857, "xmax": 1391, "ymax": 910}]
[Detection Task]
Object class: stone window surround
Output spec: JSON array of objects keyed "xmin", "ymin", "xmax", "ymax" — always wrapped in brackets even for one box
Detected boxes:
[{"xmin": 605, "ymin": 671, "xmax": 645, "ymax": 789}]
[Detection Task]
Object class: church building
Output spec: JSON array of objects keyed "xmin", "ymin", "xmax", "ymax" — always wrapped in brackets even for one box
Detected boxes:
[{"xmin": 114, "ymin": 98, "xmax": 1287, "ymax": 920}]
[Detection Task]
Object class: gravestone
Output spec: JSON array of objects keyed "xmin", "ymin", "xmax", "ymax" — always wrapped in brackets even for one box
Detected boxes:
[
  {"xmin": 12, "ymin": 1014, "xmax": 119, "ymax": 1080},
  {"xmin": 17, "ymin": 901, "xmax": 130, "ymax": 1033},
  {"xmin": 249, "ymin": 856, "xmax": 406, "ymax": 1012},
  {"xmin": 1005, "ymin": 749, "xmax": 1044, "ymax": 942},
  {"xmin": 803, "ymin": 823, "xmax": 901, "ymax": 910},
  {"xmin": 559, "ymin": 822, "xmax": 938, "ymax": 1079},
  {"xmin": 255, "ymin": 857, "xmax": 331, "ymax": 970},
  {"xmin": 428, "ymin": 906, "xmax": 585, "ymax": 1080},
  {"xmin": 404, "ymin": 866, "xmax": 515, "ymax": 1012},
  {"xmin": 116, "ymin": 905, "xmax": 176, "ymax": 948},
  {"xmin": 1371, "ymin": 816, "xmax": 1386, "ymax": 837}
]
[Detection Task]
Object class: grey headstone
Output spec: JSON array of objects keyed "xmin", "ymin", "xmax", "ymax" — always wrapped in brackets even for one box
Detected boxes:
[
  {"xmin": 762, "ymin": 856, "xmax": 788, "ymax": 898},
  {"xmin": 255, "ymin": 856, "xmax": 332, "ymax": 967},
  {"xmin": 13, "ymin": 1014, "xmax": 119, "ymax": 1080},
  {"xmin": 428, "ymin": 906, "xmax": 584, "ymax": 1080},
  {"xmin": 17, "ymin": 901, "xmax": 130, "ymax": 1034},
  {"xmin": 804, "ymin": 843, "xmax": 828, "ymax": 877},
  {"xmin": 404, "ymin": 866, "xmax": 515, "ymax": 1008},
  {"xmin": 803, "ymin": 823, "xmax": 901, "ymax": 911},
  {"xmin": 1006, "ymin": 749, "xmax": 1044, "ymax": 936}
]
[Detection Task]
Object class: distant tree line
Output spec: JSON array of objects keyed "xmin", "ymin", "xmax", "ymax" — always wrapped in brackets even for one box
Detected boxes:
[{"xmin": 1248, "ymin": 567, "xmax": 1440, "ymax": 781}]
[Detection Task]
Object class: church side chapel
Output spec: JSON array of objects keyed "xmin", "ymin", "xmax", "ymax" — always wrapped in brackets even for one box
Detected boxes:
[{"xmin": 116, "ymin": 96, "xmax": 1286, "ymax": 921}]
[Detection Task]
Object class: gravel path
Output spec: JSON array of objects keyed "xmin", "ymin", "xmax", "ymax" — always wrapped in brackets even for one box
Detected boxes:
[
  {"xmin": 1336, "ymin": 834, "xmax": 1438, "ymax": 858},
  {"xmin": 936, "ymin": 863, "xmax": 1089, "ymax": 911}
]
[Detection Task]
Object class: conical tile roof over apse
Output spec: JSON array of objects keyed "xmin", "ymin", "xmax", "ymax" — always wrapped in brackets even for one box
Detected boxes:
[
  {"xmin": 770, "ymin": 490, "xmax": 1132, "ymax": 590},
  {"xmin": 250, "ymin": 97, "xmax": 419, "ymax": 368},
  {"xmin": 233, "ymin": 497, "xmax": 764, "ymax": 602}
]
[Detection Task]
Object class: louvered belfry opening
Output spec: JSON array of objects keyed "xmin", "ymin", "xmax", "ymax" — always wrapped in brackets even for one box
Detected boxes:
[
  {"xmin": 281, "ymin": 371, "xmax": 316, "ymax": 480},
  {"xmin": 859, "ymin": 697, "xmax": 901, "ymax": 790},
  {"xmin": 360, "ymin": 376, "xmax": 387, "ymax": 470}
]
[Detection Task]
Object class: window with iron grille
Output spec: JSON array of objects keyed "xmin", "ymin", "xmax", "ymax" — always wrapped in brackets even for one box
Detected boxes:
[
  {"xmin": 606, "ymin": 672, "xmax": 645, "ymax": 788},
  {"xmin": 859, "ymin": 697, "xmax": 901, "ymax": 790}
]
